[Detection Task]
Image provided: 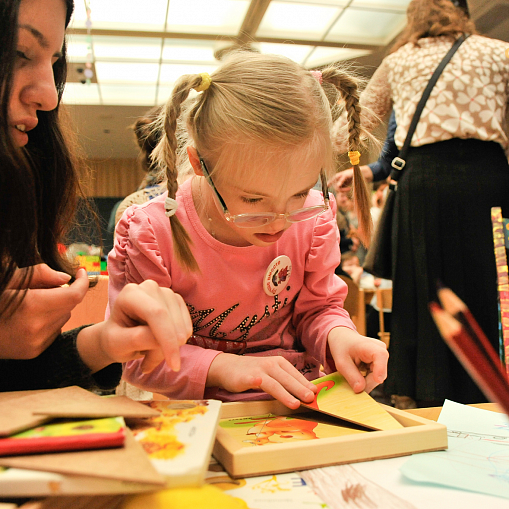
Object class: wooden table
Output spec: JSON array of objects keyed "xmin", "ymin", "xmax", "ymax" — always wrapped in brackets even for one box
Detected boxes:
[
  {"xmin": 301, "ymin": 402, "xmax": 507, "ymax": 509},
  {"xmin": 406, "ymin": 402, "xmax": 502, "ymax": 421},
  {"xmin": 12, "ymin": 404, "xmax": 507, "ymax": 509}
]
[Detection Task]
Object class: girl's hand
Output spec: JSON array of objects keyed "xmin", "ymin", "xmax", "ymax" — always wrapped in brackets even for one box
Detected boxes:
[
  {"xmin": 0, "ymin": 265, "xmax": 88, "ymax": 359},
  {"xmin": 206, "ymin": 354, "xmax": 317, "ymax": 409},
  {"xmin": 77, "ymin": 280, "xmax": 192, "ymax": 374},
  {"xmin": 327, "ymin": 326, "xmax": 388, "ymax": 394}
]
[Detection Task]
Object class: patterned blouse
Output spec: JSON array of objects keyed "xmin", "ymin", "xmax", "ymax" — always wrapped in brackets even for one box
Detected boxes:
[{"xmin": 334, "ymin": 35, "xmax": 509, "ymax": 160}]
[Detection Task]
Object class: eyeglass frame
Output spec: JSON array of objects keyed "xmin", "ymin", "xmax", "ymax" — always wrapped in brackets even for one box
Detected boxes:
[{"xmin": 198, "ymin": 156, "xmax": 330, "ymax": 228}]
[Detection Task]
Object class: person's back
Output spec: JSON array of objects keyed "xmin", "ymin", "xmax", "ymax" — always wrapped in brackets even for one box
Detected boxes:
[{"xmin": 333, "ymin": 0, "xmax": 509, "ymax": 406}]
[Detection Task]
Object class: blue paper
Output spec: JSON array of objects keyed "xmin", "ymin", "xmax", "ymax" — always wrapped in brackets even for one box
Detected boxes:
[{"xmin": 400, "ymin": 400, "xmax": 509, "ymax": 499}]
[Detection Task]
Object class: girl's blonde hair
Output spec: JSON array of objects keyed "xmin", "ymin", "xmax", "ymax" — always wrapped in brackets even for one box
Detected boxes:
[{"xmin": 153, "ymin": 51, "xmax": 372, "ymax": 272}]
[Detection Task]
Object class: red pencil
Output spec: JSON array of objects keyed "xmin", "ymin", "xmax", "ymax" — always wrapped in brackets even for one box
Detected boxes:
[
  {"xmin": 437, "ymin": 287, "xmax": 508, "ymax": 383},
  {"xmin": 430, "ymin": 301, "xmax": 509, "ymax": 416}
]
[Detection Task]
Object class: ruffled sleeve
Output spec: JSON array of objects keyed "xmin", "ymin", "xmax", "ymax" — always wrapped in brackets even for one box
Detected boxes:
[
  {"xmin": 292, "ymin": 195, "xmax": 356, "ymax": 372},
  {"xmin": 108, "ymin": 205, "xmax": 173, "ymax": 311},
  {"xmin": 107, "ymin": 203, "xmax": 222, "ymax": 400}
]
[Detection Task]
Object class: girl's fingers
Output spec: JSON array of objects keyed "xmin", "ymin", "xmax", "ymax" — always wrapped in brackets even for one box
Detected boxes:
[
  {"xmin": 335, "ymin": 343, "xmax": 388, "ymax": 394},
  {"xmin": 336, "ymin": 358, "xmax": 367, "ymax": 393},
  {"xmin": 113, "ymin": 284, "xmax": 184, "ymax": 372},
  {"xmin": 139, "ymin": 349, "xmax": 165, "ymax": 373},
  {"xmin": 259, "ymin": 376, "xmax": 301, "ymax": 409},
  {"xmin": 160, "ymin": 288, "xmax": 193, "ymax": 346},
  {"xmin": 256, "ymin": 361, "xmax": 315, "ymax": 407},
  {"xmin": 277, "ymin": 360, "xmax": 317, "ymax": 398}
]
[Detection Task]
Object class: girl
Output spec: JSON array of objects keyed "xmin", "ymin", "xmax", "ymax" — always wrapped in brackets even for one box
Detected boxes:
[
  {"xmin": 109, "ymin": 52, "xmax": 388, "ymax": 409},
  {"xmin": 0, "ymin": 0, "xmax": 192, "ymax": 392}
]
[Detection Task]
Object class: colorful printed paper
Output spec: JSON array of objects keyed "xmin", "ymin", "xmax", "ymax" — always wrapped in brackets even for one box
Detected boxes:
[
  {"xmin": 130, "ymin": 399, "xmax": 222, "ymax": 487},
  {"xmin": 206, "ymin": 458, "xmax": 328, "ymax": 508},
  {"xmin": 218, "ymin": 412, "xmax": 366, "ymax": 448},
  {"xmin": 0, "ymin": 417, "xmax": 125, "ymax": 456}
]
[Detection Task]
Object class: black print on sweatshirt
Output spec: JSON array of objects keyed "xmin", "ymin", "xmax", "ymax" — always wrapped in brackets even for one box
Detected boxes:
[{"xmin": 187, "ymin": 294, "xmax": 289, "ymax": 342}]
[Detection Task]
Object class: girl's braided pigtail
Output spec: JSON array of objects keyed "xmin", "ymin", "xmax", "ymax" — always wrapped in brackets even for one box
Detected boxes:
[
  {"xmin": 321, "ymin": 67, "xmax": 372, "ymax": 247},
  {"xmin": 152, "ymin": 74, "xmax": 208, "ymax": 272}
]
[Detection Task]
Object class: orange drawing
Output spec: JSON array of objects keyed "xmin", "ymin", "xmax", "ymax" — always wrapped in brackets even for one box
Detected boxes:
[
  {"xmin": 307, "ymin": 380, "xmax": 336, "ymax": 411},
  {"xmin": 240, "ymin": 416, "xmax": 319, "ymax": 446}
]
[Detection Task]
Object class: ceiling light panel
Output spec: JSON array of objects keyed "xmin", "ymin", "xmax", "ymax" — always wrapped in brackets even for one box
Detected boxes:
[
  {"xmin": 66, "ymin": 34, "xmax": 90, "ymax": 63},
  {"xmin": 257, "ymin": 2, "xmax": 342, "ymax": 39},
  {"xmin": 159, "ymin": 63, "xmax": 218, "ymax": 85},
  {"xmin": 258, "ymin": 43, "xmax": 313, "ymax": 65},
  {"xmin": 326, "ymin": 8, "xmax": 406, "ymax": 44},
  {"xmin": 274, "ymin": 0, "xmax": 348, "ymax": 4},
  {"xmin": 93, "ymin": 36, "xmax": 162, "ymax": 61},
  {"xmin": 69, "ymin": 0, "xmax": 169, "ymax": 31},
  {"xmin": 157, "ymin": 87, "xmax": 199, "ymax": 105},
  {"xmin": 100, "ymin": 84, "xmax": 157, "ymax": 106},
  {"xmin": 67, "ymin": 1, "xmax": 87, "ymax": 28},
  {"xmin": 162, "ymin": 40, "xmax": 218, "ymax": 63},
  {"xmin": 352, "ymin": 0, "xmax": 410, "ymax": 9},
  {"xmin": 62, "ymin": 83, "xmax": 101, "ymax": 105},
  {"xmin": 166, "ymin": 0, "xmax": 250, "ymax": 35},
  {"xmin": 306, "ymin": 46, "xmax": 371, "ymax": 67},
  {"xmin": 94, "ymin": 62, "xmax": 160, "ymax": 84}
]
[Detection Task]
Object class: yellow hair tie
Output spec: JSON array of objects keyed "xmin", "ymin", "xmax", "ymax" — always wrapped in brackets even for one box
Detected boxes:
[
  {"xmin": 348, "ymin": 150, "xmax": 361, "ymax": 166},
  {"xmin": 194, "ymin": 72, "xmax": 212, "ymax": 92}
]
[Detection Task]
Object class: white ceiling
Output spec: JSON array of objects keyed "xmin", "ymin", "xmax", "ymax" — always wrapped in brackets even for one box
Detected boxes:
[{"xmin": 64, "ymin": 0, "xmax": 509, "ymax": 159}]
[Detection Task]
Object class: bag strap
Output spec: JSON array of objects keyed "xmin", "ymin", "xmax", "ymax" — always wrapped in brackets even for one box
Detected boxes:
[{"xmin": 389, "ymin": 33, "xmax": 469, "ymax": 183}]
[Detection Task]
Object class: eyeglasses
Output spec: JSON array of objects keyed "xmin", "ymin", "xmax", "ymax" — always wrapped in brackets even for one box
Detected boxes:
[{"xmin": 199, "ymin": 157, "xmax": 330, "ymax": 228}]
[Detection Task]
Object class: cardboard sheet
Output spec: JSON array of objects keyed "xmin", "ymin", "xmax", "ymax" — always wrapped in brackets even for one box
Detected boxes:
[
  {"xmin": 0, "ymin": 429, "xmax": 166, "ymax": 485},
  {"xmin": 0, "ymin": 386, "xmax": 158, "ymax": 436}
]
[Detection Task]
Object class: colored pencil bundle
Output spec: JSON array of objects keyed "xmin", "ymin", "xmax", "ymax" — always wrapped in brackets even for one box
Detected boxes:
[
  {"xmin": 490, "ymin": 206, "xmax": 509, "ymax": 374},
  {"xmin": 430, "ymin": 287, "xmax": 509, "ymax": 417}
]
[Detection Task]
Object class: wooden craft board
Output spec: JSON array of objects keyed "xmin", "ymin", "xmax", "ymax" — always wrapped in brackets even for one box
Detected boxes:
[{"xmin": 213, "ymin": 399, "xmax": 447, "ymax": 478}]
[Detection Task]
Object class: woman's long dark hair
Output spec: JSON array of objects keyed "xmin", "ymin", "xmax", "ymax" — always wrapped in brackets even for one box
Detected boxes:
[
  {"xmin": 0, "ymin": 0, "xmax": 81, "ymax": 315},
  {"xmin": 391, "ymin": 0, "xmax": 476, "ymax": 53}
]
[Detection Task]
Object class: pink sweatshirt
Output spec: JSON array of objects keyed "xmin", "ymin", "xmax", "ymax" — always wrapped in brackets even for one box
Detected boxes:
[{"xmin": 108, "ymin": 177, "xmax": 355, "ymax": 401}]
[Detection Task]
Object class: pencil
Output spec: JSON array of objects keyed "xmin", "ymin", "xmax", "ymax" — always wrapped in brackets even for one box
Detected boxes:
[
  {"xmin": 437, "ymin": 287, "xmax": 508, "ymax": 383},
  {"xmin": 430, "ymin": 302, "xmax": 509, "ymax": 416}
]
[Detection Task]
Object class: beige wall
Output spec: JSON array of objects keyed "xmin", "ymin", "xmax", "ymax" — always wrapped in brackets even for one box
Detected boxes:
[{"xmin": 84, "ymin": 158, "xmax": 145, "ymax": 197}]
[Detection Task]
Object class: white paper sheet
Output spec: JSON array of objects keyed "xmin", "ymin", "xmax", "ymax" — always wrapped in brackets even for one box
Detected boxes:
[{"xmin": 399, "ymin": 400, "xmax": 509, "ymax": 500}]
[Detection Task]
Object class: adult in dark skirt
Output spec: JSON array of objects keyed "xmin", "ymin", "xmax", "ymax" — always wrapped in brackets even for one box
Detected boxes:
[
  {"xmin": 330, "ymin": 0, "xmax": 509, "ymax": 406},
  {"xmin": 392, "ymin": 138, "xmax": 509, "ymax": 405}
]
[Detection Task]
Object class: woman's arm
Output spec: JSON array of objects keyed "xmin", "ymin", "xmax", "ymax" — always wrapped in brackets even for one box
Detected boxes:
[
  {"xmin": 0, "ymin": 326, "xmax": 120, "ymax": 392},
  {"xmin": 0, "ymin": 276, "xmax": 193, "ymax": 393},
  {"xmin": 0, "ymin": 264, "xmax": 89, "ymax": 359}
]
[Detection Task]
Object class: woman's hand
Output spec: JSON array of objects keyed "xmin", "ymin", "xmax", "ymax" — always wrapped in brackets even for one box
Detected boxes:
[
  {"xmin": 76, "ymin": 280, "xmax": 192, "ymax": 374},
  {"xmin": 328, "ymin": 166, "xmax": 374, "ymax": 194},
  {"xmin": 0, "ymin": 265, "xmax": 88, "ymax": 359},
  {"xmin": 327, "ymin": 326, "xmax": 388, "ymax": 394},
  {"xmin": 206, "ymin": 354, "xmax": 317, "ymax": 409}
]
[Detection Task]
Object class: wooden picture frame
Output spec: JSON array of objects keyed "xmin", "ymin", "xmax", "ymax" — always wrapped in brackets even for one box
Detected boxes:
[{"xmin": 213, "ymin": 400, "xmax": 447, "ymax": 478}]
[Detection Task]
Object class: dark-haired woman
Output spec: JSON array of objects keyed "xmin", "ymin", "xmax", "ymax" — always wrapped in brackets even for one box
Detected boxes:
[
  {"xmin": 333, "ymin": 0, "xmax": 509, "ymax": 406},
  {"xmin": 0, "ymin": 0, "xmax": 192, "ymax": 392}
]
